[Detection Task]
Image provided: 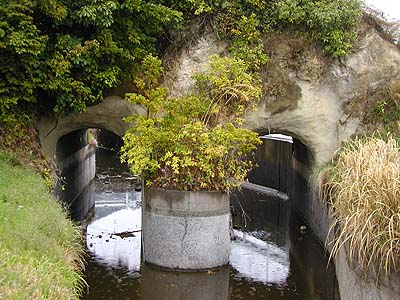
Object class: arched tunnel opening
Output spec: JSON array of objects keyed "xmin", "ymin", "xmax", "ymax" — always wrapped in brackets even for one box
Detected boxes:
[
  {"xmin": 230, "ymin": 133, "xmax": 338, "ymax": 299},
  {"xmin": 245, "ymin": 133, "xmax": 316, "ymax": 215}
]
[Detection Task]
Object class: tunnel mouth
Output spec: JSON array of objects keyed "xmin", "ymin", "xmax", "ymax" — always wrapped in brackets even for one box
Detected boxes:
[
  {"xmin": 55, "ymin": 128, "xmax": 125, "ymax": 221},
  {"xmin": 247, "ymin": 132, "xmax": 315, "ymax": 194}
]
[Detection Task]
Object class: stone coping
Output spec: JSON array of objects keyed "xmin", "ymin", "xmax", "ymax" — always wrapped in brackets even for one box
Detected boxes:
[{"xmin": 144, "ymin": 187, "xmax": 229, "ymax": 214}]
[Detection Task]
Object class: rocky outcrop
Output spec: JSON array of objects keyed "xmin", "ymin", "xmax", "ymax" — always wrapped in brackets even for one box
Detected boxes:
[
  {"xmin": 39, "ymin": 24, "xmax": 400, "ymax": 165},
  {"xmin": 164, "ymin": 33, "xmax": 227, "ymax": 98},
  {"xmin": 164, "ymin": 28, "xmax": 400, "ymax": 164}
]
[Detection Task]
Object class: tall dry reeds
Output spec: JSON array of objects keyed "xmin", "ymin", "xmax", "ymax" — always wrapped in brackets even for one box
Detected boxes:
[{"xmin": 322, "ymin": 135, "xmax": 400, "ymax": 276}]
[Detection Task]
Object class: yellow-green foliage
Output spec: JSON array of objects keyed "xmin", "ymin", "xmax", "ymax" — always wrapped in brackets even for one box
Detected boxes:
[
  {"xmin": 322, "ymin": 135, "xmax": 400, "ymax": 276},
  {"xmin": 0, "ymin": 153, "xmax": 85, "ymax": 300},
  {"xmin": 121, "ymin": 54, "xmax": 262, "ymax": 191}
]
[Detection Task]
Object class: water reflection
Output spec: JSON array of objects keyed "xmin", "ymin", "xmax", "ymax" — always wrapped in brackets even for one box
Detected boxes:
[
  {"xmin": 82, "ymin": 150, "xmax": 339, "ymax": 300},
  {"xmin": 230, "ymin": 230, "xmax": 289, "ymax": 285},
  {"xmin": 86, "ymin": 204, "xmax": 141, "ymax": 271},
  {"xmin": 142, "ymin": 265, "xmax": 229, "ymax": 300}
]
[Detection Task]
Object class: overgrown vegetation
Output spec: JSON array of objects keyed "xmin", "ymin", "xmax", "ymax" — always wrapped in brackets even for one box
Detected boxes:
[
  {"xmin": 0, "ymin": 116, "xmax": 55, "ymax": 188},
  {"xmin": 0, "ymin": 0, "xmax": 363, "ymax": 128},
  {"xmin": 345, "ymin": 80, "xmax": 400, "ymax": 136},
  {"xmin": 321, "ymin": 135, "xmax": 400, "ymax": 277},
  {"xmin": 170, "ymin": 0, "xmax": 362, "ymax": 59},
  {"xmin": 0, "ymin": 0, "xmax": 182, "ymax": 125},
  {"xmin": 363, "ymin": 5, "xmax": 400, "ymax": 48},
  {"xmin": 365, "ymin": 82, "xmax": 400, "ymax": 135},
  {"xmin": 121, "ymin": 54, "xmax": 261, "ymax": 191},
  {"xmin": 0, "ymin": 152, "xmax": 85, "ymax": 299}
]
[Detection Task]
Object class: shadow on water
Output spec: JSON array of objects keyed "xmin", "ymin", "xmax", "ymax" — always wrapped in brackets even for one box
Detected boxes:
[{"xmin": 82, "ymin": 150, "xmax": 339, "ymax": 300}]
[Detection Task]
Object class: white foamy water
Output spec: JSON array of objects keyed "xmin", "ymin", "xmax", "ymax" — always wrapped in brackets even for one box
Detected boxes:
[
  {"xmin": 230, "ymin": 230, "xmax": 290, "ymax": 285},
  {"xmin": 86, "ymin": 206, "xmax": 142, "ymax": 271}
]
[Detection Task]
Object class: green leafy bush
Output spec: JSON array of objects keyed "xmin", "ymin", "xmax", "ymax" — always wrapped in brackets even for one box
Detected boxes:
[
  {"xmin": 0, "ymin": 0, "xmax": 182, "ymax": 123},
  {"xmin": 121, "ymin": 54, "xmax": 261, "ymax": 191},
  {"xmin": 169, "ymin": 0, "xmax": 362, "ymax": 60},
  {"xmin": 0, "ymin": 0, "xmax": 362, "ymax": 126}
]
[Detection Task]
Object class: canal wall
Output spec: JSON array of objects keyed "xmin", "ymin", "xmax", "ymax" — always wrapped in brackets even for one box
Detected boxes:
[
  {"xmin": 54, "ymin": 135, "xmax": 96, "ymax": 221},
  {"xmin": 292, "ymin": 151, "xmax": 400, "ymax": 300},
  {"xmin": 251, "ymin": 136, "xmax": 400, "ymax": 300},
  {"xmin": 293, "ymin": 158, "xmax": 400, "ymax": 300},
  {"xmin": 290, "ymin": 139, "xmax": 334, "ymax": 249},
  {"xmin": 335, "ymin": 246, "xmax": 400, "ymax": 300}
]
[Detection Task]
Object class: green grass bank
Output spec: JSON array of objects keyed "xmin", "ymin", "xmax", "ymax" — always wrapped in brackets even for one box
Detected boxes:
[{"xmin": 0, "ymin": 152, "xmax": 85, "ymax": 300}]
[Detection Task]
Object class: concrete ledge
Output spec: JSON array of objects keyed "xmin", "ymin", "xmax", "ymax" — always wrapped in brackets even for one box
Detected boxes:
[
  {"xmin": 143, "ymin": 188, "xmax": 231, "ymax": 270},
  {"xmin": 144, "ymin": 188, "xmax": 229, "ymax": 213},
  {"xmin": 335, "ymin": 247, "xmax": 400, "ymax": 300}
]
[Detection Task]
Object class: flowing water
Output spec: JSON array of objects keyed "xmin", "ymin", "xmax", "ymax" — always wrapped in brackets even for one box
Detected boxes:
[{"xmin": 81, "ymin": 150, "xmax": 339, "ymax": 300}]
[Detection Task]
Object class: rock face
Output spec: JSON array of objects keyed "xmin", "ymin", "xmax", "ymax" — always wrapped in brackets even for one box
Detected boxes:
[
  {"xmin": 164, "ymin": 33, "xmax": 227, "ymax": 98},
  {"xmin": 39, "ymin": 26, "xmax": 400, "ymax": 165},
  {"xmin": 164, "ymin": 28, "xmax": 400, "ymax": 164}
]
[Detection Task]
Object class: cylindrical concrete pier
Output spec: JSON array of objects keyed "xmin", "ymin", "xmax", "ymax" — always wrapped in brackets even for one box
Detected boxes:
[
  {"xmin": 142, "ymin": 188, "xmax": 231, "ymax": 270},
  {"xmin": 142, "ymin": 264, "xmax": 229, "ymax": 299}
]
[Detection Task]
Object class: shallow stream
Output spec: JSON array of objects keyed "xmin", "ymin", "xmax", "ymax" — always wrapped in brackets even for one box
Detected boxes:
[{"xmin": 81, "ymin": 150, "xmax": 339, "ymax": 300}]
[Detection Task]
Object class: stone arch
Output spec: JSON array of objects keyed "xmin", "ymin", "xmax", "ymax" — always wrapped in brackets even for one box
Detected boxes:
[{"xmin": 38, "ymin": 96, "xmax": 145, "ymax": 160}]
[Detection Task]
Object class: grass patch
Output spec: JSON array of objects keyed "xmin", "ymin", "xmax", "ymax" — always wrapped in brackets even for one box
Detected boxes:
[
  {"xmin": 321, "ymin": 135, "xmax": 400, "ymax": 277},
  {"xmin": 0, "ymin": 152, "xmax": 85, "ymax": 300}
]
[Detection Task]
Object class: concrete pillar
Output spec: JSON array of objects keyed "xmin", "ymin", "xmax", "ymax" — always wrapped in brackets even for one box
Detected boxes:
[
  {"xmin": 142, "ymin": 188, "xmax": 231, "ymax": 270},
  {"xmin": 142, "ymin": 264, "xmax": 229, "ymax": 299}
]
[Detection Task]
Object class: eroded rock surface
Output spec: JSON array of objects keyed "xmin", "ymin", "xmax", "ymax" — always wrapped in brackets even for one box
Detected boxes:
[{"xmin": 163, "ymin": 28, "xmax": 400, "ymax": 163}]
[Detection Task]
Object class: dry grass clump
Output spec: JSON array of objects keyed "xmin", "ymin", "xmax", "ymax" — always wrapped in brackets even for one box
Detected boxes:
[{"xmin": 322, "ymin": 135, "xmax": 400, "ymax": 276}]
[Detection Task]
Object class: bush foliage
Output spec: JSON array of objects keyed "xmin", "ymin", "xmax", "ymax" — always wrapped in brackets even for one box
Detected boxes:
[
  {"xmin": 0, "ymin": 0, "xmax": 363, "ymax": 125},
  {"xmin": 0, "ymin": 0, "xmax": 182, "ymax": 124},
  {"xmin": 121, "ymin": 54, "xmax": 261, "ymax": 191}
]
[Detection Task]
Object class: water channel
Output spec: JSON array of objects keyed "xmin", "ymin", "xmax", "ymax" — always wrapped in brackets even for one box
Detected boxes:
[{"xmin": 81, "ymin": 149, "xmax": 339, "ymax": 300}]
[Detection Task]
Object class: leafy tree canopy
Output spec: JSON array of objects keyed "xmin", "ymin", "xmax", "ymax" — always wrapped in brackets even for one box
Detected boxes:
[
  {"xmin": 0, "ymin": 0, "xmax": 182, "ymax": 124},
  {"xmin": 0, "ymin": 0, "xmax": 362, "ymax": 125}
]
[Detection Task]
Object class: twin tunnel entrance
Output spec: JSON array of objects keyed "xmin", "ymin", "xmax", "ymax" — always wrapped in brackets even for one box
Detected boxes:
[
  {"xmin": 54, "ymin": 128, "xmax": 316, "ymax": 236},
  {"xmin": 55, "ymin": 127, "xmax": 340, "ymax": 299}
]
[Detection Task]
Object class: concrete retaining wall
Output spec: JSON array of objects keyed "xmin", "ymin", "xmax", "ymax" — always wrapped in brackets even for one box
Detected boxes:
[
  {"xmin": 335, "ymin": 247, "xmax": 400, "ymax": 300},
  {"xmin": 300, "ymin": 175, "xmax": 400, "ymax": 300},
  {"xmin": 54, "ymin": 144, "xmax": 96, "ymax": 221},
  {"xmin": 142, "ymin": 188, "xmax": 230, "ymax": 270}
]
